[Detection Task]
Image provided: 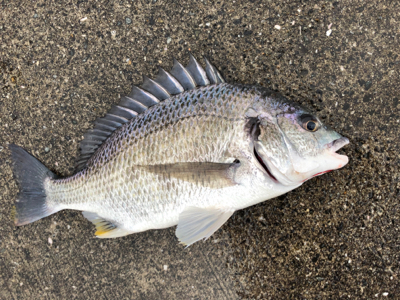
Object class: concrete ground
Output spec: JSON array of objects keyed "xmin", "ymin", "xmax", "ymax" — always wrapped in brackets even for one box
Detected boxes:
[{"xmin": 1, "ymin": 0, "xmax": 399, "ymax": 299}]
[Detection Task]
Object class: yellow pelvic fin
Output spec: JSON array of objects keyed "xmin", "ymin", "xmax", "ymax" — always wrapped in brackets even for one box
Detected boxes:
[
  {"xmin": 93, "ymin": 219, "xmax": 117, "ymax": 237},
  {"xmin": 82, "ymin": 211, "xmax": 133, "ymax": 238}
]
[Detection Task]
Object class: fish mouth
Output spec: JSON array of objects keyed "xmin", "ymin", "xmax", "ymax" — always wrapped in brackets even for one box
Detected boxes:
[
  {"xmin": 253, "ymin": 147, "xmax": 278, "ymax": 182},
  {"xmin": 325, "ymin": 137, "xmax": 350, "ymax": 160}
]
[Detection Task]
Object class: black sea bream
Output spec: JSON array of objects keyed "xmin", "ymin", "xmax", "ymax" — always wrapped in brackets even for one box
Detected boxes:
[{"xmin": 10, "ymin": 54, "xmax": 349, "ymax": 246}]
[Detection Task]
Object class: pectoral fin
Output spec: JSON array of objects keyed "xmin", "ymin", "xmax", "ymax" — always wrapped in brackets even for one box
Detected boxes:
[
  {"xmin": 143, "ymin": 161, "xmax": 240, "ymax": 189},
  {"xmin": 175, "ymin": 206, "xmax": 235, "ymax": 246}
]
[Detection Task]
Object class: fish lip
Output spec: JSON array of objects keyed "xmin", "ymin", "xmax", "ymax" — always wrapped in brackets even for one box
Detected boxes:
[
  {"xmin": 324, "ymin": 136, "xmax": 350, "ymax": 163},
  {"xmin": 325, "ymin": 137, "xmax": 350, "ymax": 153}
]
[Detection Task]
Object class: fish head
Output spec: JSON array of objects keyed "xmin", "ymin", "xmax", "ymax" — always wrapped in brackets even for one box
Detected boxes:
[{"xmin": 249, "ymin": 102, "xmax": 349, "ymax": 186}]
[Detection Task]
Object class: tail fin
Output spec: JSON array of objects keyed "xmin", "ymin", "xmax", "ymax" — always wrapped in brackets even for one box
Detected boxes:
[{"xmin": 9, "ymin": 144, "xmax": 59, "ymax": 226}]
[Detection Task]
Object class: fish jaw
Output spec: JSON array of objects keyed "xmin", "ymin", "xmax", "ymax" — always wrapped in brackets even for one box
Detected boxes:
[
  {"xmin": 324, "ymin": 136, "xmax": 350, "ymax": 166},
  {"xmin": 302, "ymin": 136, "xmax": 349, "ymax": 179},
  {"xmin": 254, "ymin": 136, "xmax": 350, "ymax": 185},
  {"xmin": 295, "ymin": 136, "xmax": 350, "ymax": 182}
]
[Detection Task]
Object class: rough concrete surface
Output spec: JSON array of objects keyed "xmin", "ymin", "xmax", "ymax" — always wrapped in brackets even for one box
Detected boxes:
[{"xmin": 1, "ymin": 0, "xmax": 399, "ymax": 299}]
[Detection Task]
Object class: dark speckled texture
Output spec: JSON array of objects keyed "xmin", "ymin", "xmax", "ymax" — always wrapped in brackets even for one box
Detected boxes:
[{"xmin": 1, "ymin": 0, "xmax": 399, "ymax": 299}]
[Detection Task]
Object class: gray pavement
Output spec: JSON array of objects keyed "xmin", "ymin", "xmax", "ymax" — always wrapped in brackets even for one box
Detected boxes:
[{"xmin": 1, "ymin": 0, "xmax": 399, "ymax": 299}]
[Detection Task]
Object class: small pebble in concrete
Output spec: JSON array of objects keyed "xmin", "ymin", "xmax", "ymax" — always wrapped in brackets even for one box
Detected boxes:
[{"xmin": 125, "ymin": 17, "xmax": 132, "ymax": 24}]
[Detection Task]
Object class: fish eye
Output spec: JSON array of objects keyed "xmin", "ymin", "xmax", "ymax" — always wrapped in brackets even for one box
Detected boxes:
[
  {"xmin": 305, "ymin": 120, "xmax": 318, "ymax": 131},
  {"xmin": 300, "ymin": 114, "xmax": 319, "ymax": 132}
]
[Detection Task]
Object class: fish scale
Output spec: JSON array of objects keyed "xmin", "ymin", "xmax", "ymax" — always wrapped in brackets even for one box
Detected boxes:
[
  {"xmin": 47, "ymin": 84, "xmax": 253, "ymax": 225},
  {"xmin": 9, "ymin": 54, "xmax": 349, "ymax": 246}
]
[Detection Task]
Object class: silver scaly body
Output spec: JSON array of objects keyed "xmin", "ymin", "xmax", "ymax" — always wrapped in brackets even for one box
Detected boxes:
[{"xmin": 45, "ymin": 84, "xmax": 297, "ymax": 234}]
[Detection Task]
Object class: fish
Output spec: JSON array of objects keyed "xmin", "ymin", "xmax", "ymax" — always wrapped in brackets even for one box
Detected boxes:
[{"xmin": 9, "ymin": 54, "xmax": 349, "ymax": 246}]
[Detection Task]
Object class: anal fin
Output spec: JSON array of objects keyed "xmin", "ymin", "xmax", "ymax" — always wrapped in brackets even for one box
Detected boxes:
[
  {"xmin": 82, "ymin": 211, "xmax": 132, "ymax": 238},
  {"xmin": 175, "ymin": 206, "xmax": 235, "ymax": 247}
]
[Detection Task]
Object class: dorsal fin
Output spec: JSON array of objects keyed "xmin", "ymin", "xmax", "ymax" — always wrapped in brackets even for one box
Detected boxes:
[
  {"xmin": 75, "ymin": 54, "xmax": 225, "ymax": 171},
  {"xmin": 170, "ymin": 58, "xmax": 196, "ymax": 90},
  {"xmin": 204, "ymin": 57, "xmax": 225, "ymax": 84},
  {"xmin": 186, "ymin": 53, "xmax": 210, "ymax": 86},
  {"xmin": 154, "ymin": 67, "xmax": 184, "ymax": 94},
  {"xmin": 142, "ymin": 75, "xmax": 170, "ymax": 100}
]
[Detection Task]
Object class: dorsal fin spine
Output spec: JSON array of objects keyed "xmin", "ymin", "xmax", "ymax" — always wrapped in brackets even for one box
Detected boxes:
[
  {"xmin": 92, "ymin": 123, "xmax": 115, "ymax": 132},
  {"xmin": 186, "ymin": 53, "xmax": 210, "ymax": 86},
  {"xmin": 142, "ymin": 75, "xmax": 171, "ymax": 100},
  {"xmin": 119, "ymin": 96, "xmax": 148, "ymax": 113},
  {"xmin": 170, "ymin": 58, "xmax": 196, "ymax": 90},
  {"xmin": 129, "ymin": 86, "xmax": 160, "ymax": 107},
  {"xmin": 154, "ymin": 67, "xmax": 184, "ymax": 95},
  {"xmin": 95, "ymin": 118, "xmax": 122, "ymax": 128}
]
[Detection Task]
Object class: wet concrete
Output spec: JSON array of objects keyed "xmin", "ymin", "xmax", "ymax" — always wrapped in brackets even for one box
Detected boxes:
[{"xmin": 1, "ymin": 0, "xmax": 399, "ymax": 299}]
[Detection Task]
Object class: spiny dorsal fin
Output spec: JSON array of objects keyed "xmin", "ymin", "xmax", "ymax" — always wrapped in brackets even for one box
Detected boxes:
[
  {"xmin": 204, "ymin": 57, "xmax": 225, "ymax": 84},
  {"xmin": 142, "ymin": 75, "xmax": 170, "ymax": 100},
  {"xmin": 154, "ymin": 67, "xmax": 184, "ymax": 94},
  {"xmin": 170, "ymin": 58, "xmax": 196, "ymax": 90},
  {"xmin": 75, "ymin": 54, "xmax": 225, "ymax": 171},
  {"xmin": 186, "ymin": 53, "xmax": 210, "ymax": 86}
]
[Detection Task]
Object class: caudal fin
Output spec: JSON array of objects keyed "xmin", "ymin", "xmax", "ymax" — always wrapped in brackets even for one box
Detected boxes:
[{"xmin": 9, "ymin": 144, "xmax": 59, "ymax": 226}]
